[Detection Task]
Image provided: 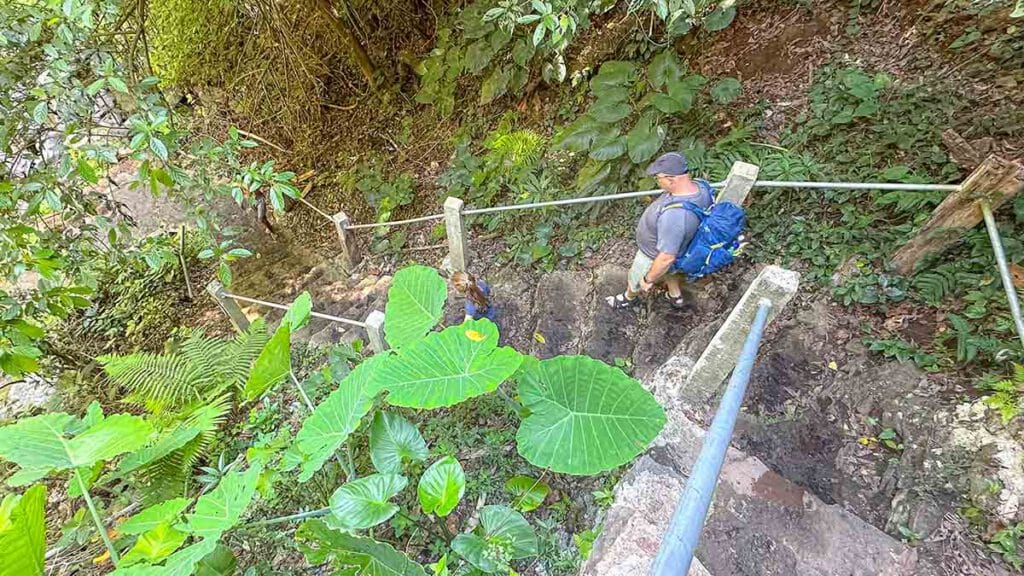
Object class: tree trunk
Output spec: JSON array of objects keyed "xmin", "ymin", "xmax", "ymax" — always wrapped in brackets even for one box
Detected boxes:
[{"xmin": 312, "ymin": 0, "xmax": 376, "ymax": 88}]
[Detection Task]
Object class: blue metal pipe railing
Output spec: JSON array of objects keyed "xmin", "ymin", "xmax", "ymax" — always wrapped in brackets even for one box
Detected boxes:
[{"xmin": 650, "ymin": 299, "xmax": 774, "ymax": 575}]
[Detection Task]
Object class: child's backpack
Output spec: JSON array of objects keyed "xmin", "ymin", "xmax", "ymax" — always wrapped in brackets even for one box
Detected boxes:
[{"xmin": 660, "ymin": 180, "xmax": 747, "ymax": 281}]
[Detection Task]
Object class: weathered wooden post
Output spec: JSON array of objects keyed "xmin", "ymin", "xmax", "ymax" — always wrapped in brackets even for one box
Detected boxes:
[
  {"xmin": 205, "ymin": 280, "xmax": 250, "ymax": 333},
  {"xmin": 718, "ymin": 161, "xmax": 760, "ymax": 206},
  {"xmin": 444, "ymin": 196, "xmax": 467, "ymax": 273},
  {"xmin": 332, "ymin": 211, "xmax": 361, "ymax": 273},
  {"xmin": 364, "ymin": 310, "xmax": 387, "ymax": 353},
  {"xmin": 890, "ymin": 155, "xmax": 1023, "ymax": 275}
]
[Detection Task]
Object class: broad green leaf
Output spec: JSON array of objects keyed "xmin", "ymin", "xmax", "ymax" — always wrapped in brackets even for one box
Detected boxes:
[
  {"xmin": 113, "ymin": 424, "xmax": 202, "ymax": 479},
  {"xmin": 589, "ymin": 134, "xmax": 628, "ymax": 161},
  {"xmin": 418, "ymin": 457, "xmax": 465, "ymax": 517},
  {"xmin": 76, "ymin": 158, "xmax": 98, "ymax": 185},
  {"xmin": 281, "ymin": 292, "xmax": 312, "ymax": 331},
  {"xmin": 194, "ymin": 543, "xmax": 236, "ymax": 576},
  {"xmin": 626, "ymin": 115, "xmax": 667, "ymax": 164},
  {"xmin": 647, "ymin": 50, "xmax": 683, "ymax": 89},
  {"xmin": 1013, "ymin": 0, "xmax": 1023, "ymax": 18},
  {"xmin": 505, "ymin": 476, "xmax": 550, "ymax": 513},
  {"xmin": 666, "ymin": 74, "xmax": 707, "ymax": 112},
  {"xmin": 243, "ymin": 324, "xmax": 290, "ymax": 400},
  {"xmin": 0, "ymin": 485, "xmax": 46, "ymax": 576},
  {"xmin": 703, "ymin": 5, "xmax": 736, "ymax": 31},
  {"xmin": 370, "ymin": 412, "xmax": 428, "ymax": 473},
  {"xmin": 5, "ymin": 467, "xmax": 50, "ymax": 487},
  {"xmin": 710, "ymin": 77, "xmax": 742, "ymax": 105},
  {"xmin": 160, "ymin": 538, "xmax": 219, "ymax": 576},
  {"xmin": 649, "ymin": 93, "xmax": 683, "ymax": 114},
  {"xmin": 182, "ymin": 466, "xmax": 261, "ymax": 540},
  {"xmin": 297, "ymin": 519, "xmax": 427, "ymax": 575},
  {"xmin": 480, "ymin": 68, "xmax": 511, "ymax": 105},
  {"xmin": 553, "ymin": 115, "xmax": 603, "ymax": 152},
  {"xmin": 119, "ymin": 498, "xmax": 192, "ymax": 535},
  {"xmin": 372, "ymin": 319, "xmax": 523, "ymax": 409},
  {"xmin": 590, "ymin": 61, "xmax": 637, "ymax": 92},
  {"xmin": 588, "ymin": 98, "xmax": 631, "ymax": 123},
  {"xmin": 120, "ymin": 522, "xmax": 187, "ymax": 566},
  {"xmin": 576, "ymin": 160, "xmax": 613, "ymax": 195},
  {"xmin": 327, "ymin": 473, "xmax": 408, "ymax": 531},
  {"xmin": 384, "ymin": 266, "xmax": 447, "ymax": 349},
  {"xmin": 452, "ymin": 505, "xmax": 537, "ymax": 573},
  {"xmin": 516, "ymin": 355, "xmax": 666, "ymax": 475},
  {"xmin": 149, "ymin": 137, "xmax": 169, "ymax": 162},
  {"xmin": 0, "ymin": 412, "xmax": 151, "ymax": 473},
  {"xmin": 293, "ymin": 355, "xmax": 386, "ymax": 482}
]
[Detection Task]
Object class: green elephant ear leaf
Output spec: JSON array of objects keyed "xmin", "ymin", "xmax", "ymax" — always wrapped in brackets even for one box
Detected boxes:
[
  {"xmin": 590, "ymin": 60, "xmax": 637, "ymax": 92},
  {"xmin": 384, "ymin": 265, "xmax": 447, "ymax": 349},
  {"xmin": 372, "ymin": 319, "xmax": 523, "ymax": 409},
  {"xmin": 0, "ymin": 484, "xmax": 46, "ymax": 576},
  {"xmin": 182, "ymin": 466, "xmax": 261, "ymax": 540},
  {"xmin": 327, "ymin": 473, "xmax": 408, "ymax": 531},
  {"xmin": 297, "ymin": 519, "xmax": 427, "ymax": 575},
  {"xmin": 626, "ymin": 115, "xmax": 667, "ymax": 164},
  {"xmin": 515, "ymin": 355, "xmax": 666, "ymax": 475},
  {"xmin": 647, "ymin": 50, "xmax": 684, "ymax": 90},
  {"xmin": 504, "ymin": 476, "xmax": 550, "ymax": 513},
  {"xmin": 369, "ymin": 411, "xmax": 428, "ymax": 473},
  {"xmin": 120, "ymin": 522, "xmax": 188, "ymax": 567},
  {"xmin": 194, "ymin": 543, "xmax": 237, "ymax": 576},
  {"xmin": 418, "ymin": 457, "xmax": 466, "ymax": 517},
  {"xmin": 281, "ymin": 291, "xmax": 312, "ymax": 331},
  {"xmin": 243, "ymin": 323, "xmax": 291, "ymax": 401},
  {"xmin": 119, "ymin": 498, "xmax": 192, "ymax": 535},
  {"xmin": 703, "ymin": 5, "xmax": 737, "ymax": 31},
  {"xmin": 0, "ymin": 412, "xmax": 152, "ymax": 474},
  {"xmin": 710, "ymin": 77, "xmax": 742, "ymax": 105},
  {"xmin": 452, "ymin": 505, "xmax": 538, "ymax": 573},
  {"xmin": 293, "ymin": 354, "xmax": 387, "ymax": 481}
]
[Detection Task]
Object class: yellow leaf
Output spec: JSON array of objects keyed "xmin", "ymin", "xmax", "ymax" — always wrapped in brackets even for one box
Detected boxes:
[
  {"xmin": 93, "ymin": 550, "xmax": 110, "ymax": 565},
  {"xmin": 828, "ymin": 361, "xmax": 838, "ymax": 371},
  {"xmin": 533, "ymin": 332, "xmax": 546, "ymax": 344},
  {"xmin": 858, "ymin": 437, "xmax": 870, "ymax": 446},
  {"xmin": 464, "ymin": 329, "xmax": 486, "ymax": 342}
]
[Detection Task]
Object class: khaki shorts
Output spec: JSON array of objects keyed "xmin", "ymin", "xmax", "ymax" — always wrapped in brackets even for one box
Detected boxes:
[
  {"xmin": 628, "ymin": 251, "xmax": 655, "ymax": 293},
  {"xmin": 628, "ymin": 250, "xmax": 681, "ymax": 292}
]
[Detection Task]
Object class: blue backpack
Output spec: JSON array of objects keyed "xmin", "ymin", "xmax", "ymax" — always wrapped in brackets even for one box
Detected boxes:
[{"xmin": 660, "ymin": 180, "xmax": 747, "ymax": 281}]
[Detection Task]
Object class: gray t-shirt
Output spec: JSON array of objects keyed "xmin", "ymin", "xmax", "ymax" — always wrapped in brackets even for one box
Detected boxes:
[{"xmin": 635, "ymin": 180, "xmax": 713, "ymax": 259}]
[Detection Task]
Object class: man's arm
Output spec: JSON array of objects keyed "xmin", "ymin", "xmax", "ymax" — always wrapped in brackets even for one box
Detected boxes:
[{"xmin": 639, "ymin": 251, "xmax": 676, "ymax": 292}]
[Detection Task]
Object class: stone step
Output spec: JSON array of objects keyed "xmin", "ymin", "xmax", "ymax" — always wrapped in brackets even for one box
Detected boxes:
[
  {"xmin": 582, "ymin": 265, "xmax": 637, "ymax": 366},
  {"xmin": 530, "ymin": 271, "xmax": 592, "ymax": 359},
  {"xmin": 583, "ymin": 352, "xmax": 929, "ymax": 576}
]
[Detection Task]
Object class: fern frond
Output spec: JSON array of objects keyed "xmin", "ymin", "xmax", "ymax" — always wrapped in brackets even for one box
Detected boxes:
[
  {"xmin": 221, "ymin": 318, "xmax": 270, "ymax": 391},
  {"xmin": 912, "ymin": 267, "xmax": 960, "ymax": 306},
  {"xmin": 99, "ymin": 352, "xmax": 205, "ymax": 411},
  {"xmin": 876, "ymin": 189, "xmax": 947, "ymax": 213},
  {"xmin": 135, "ymin": 396, "xmax": 232, "ymax": 504}
]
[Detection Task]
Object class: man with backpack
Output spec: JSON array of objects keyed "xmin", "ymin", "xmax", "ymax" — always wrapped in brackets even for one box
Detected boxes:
[{"xmin": 606, "ymin": 152, "xmax": 719, "ymax": 310}]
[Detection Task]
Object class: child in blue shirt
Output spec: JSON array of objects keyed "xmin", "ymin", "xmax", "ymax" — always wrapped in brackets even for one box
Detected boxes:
[{"xmin": 452, "ymin": 271, "xmax": 496, "ymax": 322}]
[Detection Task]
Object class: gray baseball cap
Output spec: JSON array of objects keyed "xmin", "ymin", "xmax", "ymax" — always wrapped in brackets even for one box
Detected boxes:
[{"xmin": 644, "ymin": 152, "xmax": 689, "ymax": 176}]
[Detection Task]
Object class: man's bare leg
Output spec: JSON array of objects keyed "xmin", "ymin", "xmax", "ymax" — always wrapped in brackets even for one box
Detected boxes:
[{"xmin": 664, "ymin": 274, "xmax": 684, "ymax": 298}]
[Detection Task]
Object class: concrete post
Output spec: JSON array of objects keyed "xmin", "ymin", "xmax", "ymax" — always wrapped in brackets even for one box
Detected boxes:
[
  {"xmin": 332, "ymin": 211, "xmax": 361, "ymax": 273},
  {"xmin": 205, "ymin": 280, "xmax": 250, "ymax": 333},
  {"xmin": 718, "ymin": 161, "xmax": 760, "ymax": 206},
  {"xmin": 365, "ymin": 310, "xmax": 387, "ymax": 353},
  {"xmin": 680, "ymin": 265, "xmax": 800, "ymax": 406},
  {"xmin": 443, "ymin": 196, "xmax": 467, "ymax": 273}
]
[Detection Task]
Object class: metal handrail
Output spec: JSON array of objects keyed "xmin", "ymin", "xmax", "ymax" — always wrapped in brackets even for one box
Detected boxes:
[
  {"xmin": 346, "ymin": 213, "xmax": 445, "ymax": 230},
  {"xmin": 221, "ymin": 291, "xmax": 367, "ymax": 328},
  {"xmin": 651, "ymin": 300, "xmax": 773, "ymax": 575},
  {"xmin": 981, "ymin": 201, "xmax": 1024, "ymax": 350}
]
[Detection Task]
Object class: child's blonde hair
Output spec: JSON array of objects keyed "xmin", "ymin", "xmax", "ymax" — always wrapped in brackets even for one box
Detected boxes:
[{"xmin": 452, "ymin": 271, "xmax": 489, "ymax": 310}]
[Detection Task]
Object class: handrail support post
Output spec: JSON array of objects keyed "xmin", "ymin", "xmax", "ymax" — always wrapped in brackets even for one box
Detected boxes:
[
  {"xmin": 332, "ymin": 211, "xmax": 361, "ymax": 273},
  {"xmin": 444, "ymin": 197, "xmax": 467, "ymax": 273},
  {"xmin": 365, "ymin": 310, "xmax": 387, "ymax": 353},
  {"xmin": 981, "ymin": 201, "xmax": 1024, "ymax": 350},
  {"xmin": 205, "ymin": 280, "xmax": 250, "ymax": 333}
]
